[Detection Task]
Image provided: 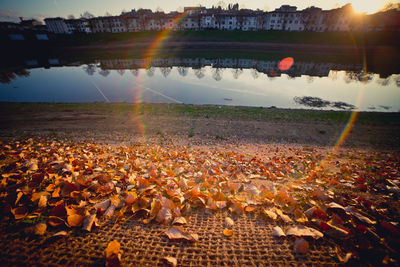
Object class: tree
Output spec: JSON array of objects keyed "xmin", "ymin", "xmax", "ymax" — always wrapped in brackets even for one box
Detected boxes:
[
  {"xmin": 194, "ymin": 68, "xmax": 205, "ymax": 79},
  {"xmin": 83, "ymin": 64, "xmax": 96, "ymax": 76},
  {"xmin": 177, "ymin": 67, "xmax": 188, "ymax": 77},
  {"xmin": 160, "ymin": 67, "xmax": 172, "ymax": 78},
  {"xmin": 212, "ymin": 68, "xmax": 224, "ymax": 81},
  {"xmin": 67, "ymin": 15, "xmax": 75, "ymax": 19},
  {"xmin": 231, "ymin": 69, "xmax": 243, "ymax": 79},
  {"xmin": 105, "ymin": 12, "xmax": 112, "ymax": 17},
  {"xmin": 251, "ymin": 69, "xmax": 259, "ymax": 79},
  {"xmin": 80, "ymin": 11, "xmax": 94, "ymax": 19},
  {"xmin": 99, "ymin": 69, "xmax": 110, "ymax": 77}
]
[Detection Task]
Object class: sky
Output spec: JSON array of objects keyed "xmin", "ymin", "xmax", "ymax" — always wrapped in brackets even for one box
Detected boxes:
[{"xmin": 0, "ymin": 0, "xmax": 396, "ymax": 22}]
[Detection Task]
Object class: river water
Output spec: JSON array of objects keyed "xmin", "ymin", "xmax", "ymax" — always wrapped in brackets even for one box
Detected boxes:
[{"xmin": 1, "ymin": 53, "xmax": 399, "ymax": 112}]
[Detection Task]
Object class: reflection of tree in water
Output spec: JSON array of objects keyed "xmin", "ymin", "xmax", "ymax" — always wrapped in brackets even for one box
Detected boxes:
[
  {"xmin": 0, "ymin": 72, "xmax": 16, "ymax": 84},
  {"xmin": 376, "ymin": 77, "xmax": 391, "ymax": 86},
  {"xmin": 251, "ymin": 69, "xmax": 259, "ymax": 79},
  {"xmin": 116, "ymin": 69, "xmax": 125, "ymax": 76},
  {"xmin": 146, "ymin": 67, "xmax": 155, "ymax": 77},
  {"xmin": 177, "ymin": 67, "xmax": 188, "ymax": 77},
  {"xmin": 306, "ymin": 76, "xmax": 314, "ymax": 83},
  {"xmin": 0, "ymin": 69, "xmax": 30, "ymax": 84},
  {"xmin": 83, "ymin": 64, "xmax": 96, "ymax": 76},
  {"xmin": 194, "ymin": 68, "xmax": 205, "ymax": 79},
  {"xmin": 344, "ymin": 71, "xmax": 374, "ymax": 84},
  {"xmin": 395, "ymin": 76, "xmax": 400, "ymax": 87},
  {"xmin": 231, "ymin": 68, "xmax": 243, "ymax": 79},
  {"xmin": 212, "ymin": 68, "xmax": 224, "ymax": 81},
  {"xmin": 131, "ymin": 69, "xmax": 139, "ymax": 77},
  {"xmin": 98, "ymin": 69, "xmax": 110, "ymax": 77},
  {"xmin": 160, "ymin": 67, "xmax": 172, "ymax": 78},
  {"xmin": 294, "ymin": 96, "xmax": 355, "ymax": 110},
  {"xmin": 15, "ymin": 69, "xmax": 30, "ymax": 77},
  {"xmin": 329, "ymin": 70, "xmax": 339, "ymax": 81}
]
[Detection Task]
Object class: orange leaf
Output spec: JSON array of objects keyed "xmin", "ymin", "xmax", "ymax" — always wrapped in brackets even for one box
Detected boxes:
[
  {"xmin": 67, "ymin": 214, "xmax": 85, "ymax": 227},
  {"xmin": 223, "ymin": 228, "xmax": 233, "ymax": 237},
  {"xmin": 105, "ymin": 240, "xmax": 121, "ymax": 267}
]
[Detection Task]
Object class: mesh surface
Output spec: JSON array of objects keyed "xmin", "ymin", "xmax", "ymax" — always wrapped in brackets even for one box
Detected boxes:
[{"xmin": 0, "ymin": 211, "xmax": 339, "ymax": 266}]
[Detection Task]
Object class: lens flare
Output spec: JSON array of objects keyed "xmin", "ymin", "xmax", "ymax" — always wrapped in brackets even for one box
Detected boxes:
[
  {"xmin": 278, "ymin": 57, "xmax": 294, "ymax": 71},
  {"xmin": 127, "ymin": 9, "xmax": 199, "ymax": 136}
]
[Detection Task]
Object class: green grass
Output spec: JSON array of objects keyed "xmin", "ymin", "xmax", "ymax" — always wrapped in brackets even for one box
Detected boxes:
[
  {"xmin": 55, "ymin": 30, "xmax": 400, "ymax": 46},
  {"xmin": 1, "ymin": 102, "xmax": 399, "ymax": 126}
]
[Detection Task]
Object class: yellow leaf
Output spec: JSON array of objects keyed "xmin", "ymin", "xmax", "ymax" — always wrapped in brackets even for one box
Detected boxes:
[{"xmin": 223, "ymin": 228, "xmax": 233, "ymax": 237}]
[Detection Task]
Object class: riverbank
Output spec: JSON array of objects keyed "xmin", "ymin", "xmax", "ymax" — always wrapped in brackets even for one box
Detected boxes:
[{"xmin": 1, "ymin": 103, "xmax": 399, "ymax": 150}]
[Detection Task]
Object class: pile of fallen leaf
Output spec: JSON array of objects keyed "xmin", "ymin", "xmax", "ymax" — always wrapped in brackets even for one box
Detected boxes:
[{"xmin": 0, "ymin": 138, "xmax": 399, "ymax": 266}]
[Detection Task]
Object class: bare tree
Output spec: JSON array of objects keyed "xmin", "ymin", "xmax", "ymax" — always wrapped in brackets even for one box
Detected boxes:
[
  {"xmin": 83, "ymin": 64, "xmax": 96, "ymax": 75},
  {"xmin": 99, "ymin": 69, "xmax": 110, "ymax": 77},
  {"xmin": 177, "ymin": 67, "xmax": 189, "ymax": 77},
  {"xmin": 146, "ymin": 67, "xmax": 155, "ymax": 77},
  {"xmin": 105, "ymin": 12, "xmax": 112, "ymax": 16},
  {"xmin": 212, "ymin": 68, "xmax": 224, "ymax": 81},
  {"xmin": 160, "ymin": 67, "xmax": 172, "ymax": 78},
  {"xmin": 67, "ymin": 14, "xmax": 75, "ymax": 19},
  {"xmin": 131, "ymin": 69, "xmax": 139, "ymax": 76},
  {"xmin": 231, "ymin": 68, "xmax": 243, "ymax": 79},
  {"xmin": 251, "ymin": 69, "xmax": 259, "ymax": 79},
  {"xmin": 194, "ymin": 68, "xmax": 205, "ymax": 79},
  {"xmin": 116, "ymin": 69, "xmax": 125, "ymax": 76},
  {"xmin": 80, "ymin": 11, "xmax": 94, "ymax": 19}
]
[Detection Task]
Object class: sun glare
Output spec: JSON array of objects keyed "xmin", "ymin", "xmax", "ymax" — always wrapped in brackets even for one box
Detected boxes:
[{"xmin": 351, "ymin": 1, "xmax": 386, "ymax": 14}]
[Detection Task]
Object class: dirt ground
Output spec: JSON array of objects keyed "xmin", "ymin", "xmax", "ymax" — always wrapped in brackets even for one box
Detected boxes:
[{"xmin": 0, "ymin": 107, "xmax": 399, "ymax": 150}]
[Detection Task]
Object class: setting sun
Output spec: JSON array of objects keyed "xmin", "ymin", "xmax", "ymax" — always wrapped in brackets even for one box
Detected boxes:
[{"xmin": 351, "ymin": 0, "xmax": 387, "ymax": 14}]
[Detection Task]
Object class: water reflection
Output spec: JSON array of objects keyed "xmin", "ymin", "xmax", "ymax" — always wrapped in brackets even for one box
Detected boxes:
[
  {"xmin": 0, "ymin": 54, "xmax": 399, "ymax": 112},
  {"xmin": 294, "ymin": 96, "xmax": 355, "ymax": 110}
]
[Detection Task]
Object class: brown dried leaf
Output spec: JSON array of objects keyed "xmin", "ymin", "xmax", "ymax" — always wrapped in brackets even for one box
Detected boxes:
[
  {"xmin": 82, "ymin": 214, "xmax": 97, "ymax": 232},
  {"xmin": 34, "ymin": 222, "xmax": 47, "ymax": 235},
  {"xmin": 294, "ymin": 238, "xmax": 309, "ymax": 254},
  {"xmin": 224, "ymin": 217, "xmax": 234, "ymax": 228},
  {"xmin": 12, "ymin": 207, "xmax": 28, "ymax": 220},
  {"xmin": 272, "ymin": 226, "xmax": 286, "ymax": 237},
  {"xmin": 286, "ymin": 225, "xmax": 323, "ymax": 239},
  {"xmin": 172, "ymin": 216, "xmax": 187, "ymax": 225},
  {"xmin": 165, "ymin": 227, "xmax": 198, "ymax": 242},
  {"xmin": 275, "ymin": 208, "xmax": 293, "ymax": 224},
  {"xmin": 163, "ymin": 256, "xmax": 177, "ymax": 267}
]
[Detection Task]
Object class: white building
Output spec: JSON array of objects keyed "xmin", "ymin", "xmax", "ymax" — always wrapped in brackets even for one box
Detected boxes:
[{"xmin": 44, "ymin": 17, "xmax": 68, "ymax": 34}]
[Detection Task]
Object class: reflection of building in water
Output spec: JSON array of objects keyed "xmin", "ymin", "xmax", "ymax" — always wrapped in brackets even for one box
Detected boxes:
[{"xmin": 98, "ymin": 57, "xmax": 363, "ymax": 79}]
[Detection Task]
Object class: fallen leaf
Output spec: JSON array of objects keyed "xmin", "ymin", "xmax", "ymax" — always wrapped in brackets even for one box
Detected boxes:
[
  {"xmin": 163, "ymin": 256, "xmax": 177, "ymax": 267},
  {"xmin": 94, "ymin": 199, "xmax": 111, "ymax": 213},
  {"xmin": 294, "ymin": 238, "xmax": 309, "ymax": 254},
  {"xmin": 272, "ymin": 226, "xmax": 286, "ymax": 237},
  {"xmin": 82, "ymin": 214, "xmax": 97, "ymax": 232},
  {"xmin": 262, "ymin": 208, "xmax": 277, "ymax": 221},
  {"xmin": 12, "ymin": 207, "xmax": 28, "ymax": 220},
  {"xmin": 223, "ymin": 228, "xmax": 233, "ymax": 237},
  {"xmin": 165, "ymin": 227, "xmax": 198, "ymax": 242},
  {"xmin": 34, "ymin": 222, "xmax": 47, "ymax": 235},
  {"xmin": 172, "ymin": 216, "xmax": 187, "ymax": 225},
  {"xmin": 275, "ymin": 208, "xmax": 293, "ymax": 224},
  {"xmin": 224, "ymin": 217, "xmax": 234, "ymax": 228},
  {"xmin": 286, "ymin": 225, "xmax": 323, "ymax": 239},
  {"xmin": 67, "ymin": 214, "xmax": 85, "ymax": 227},
  {"xmin": 105, "ymin": 240, "xmax": 121, "ymax": 267}
]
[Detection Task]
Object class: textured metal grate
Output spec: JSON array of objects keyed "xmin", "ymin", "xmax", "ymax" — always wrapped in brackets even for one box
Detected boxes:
[{"xmin": 0, "ymin": 211, "xmax": 339, "ymax": 266}]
